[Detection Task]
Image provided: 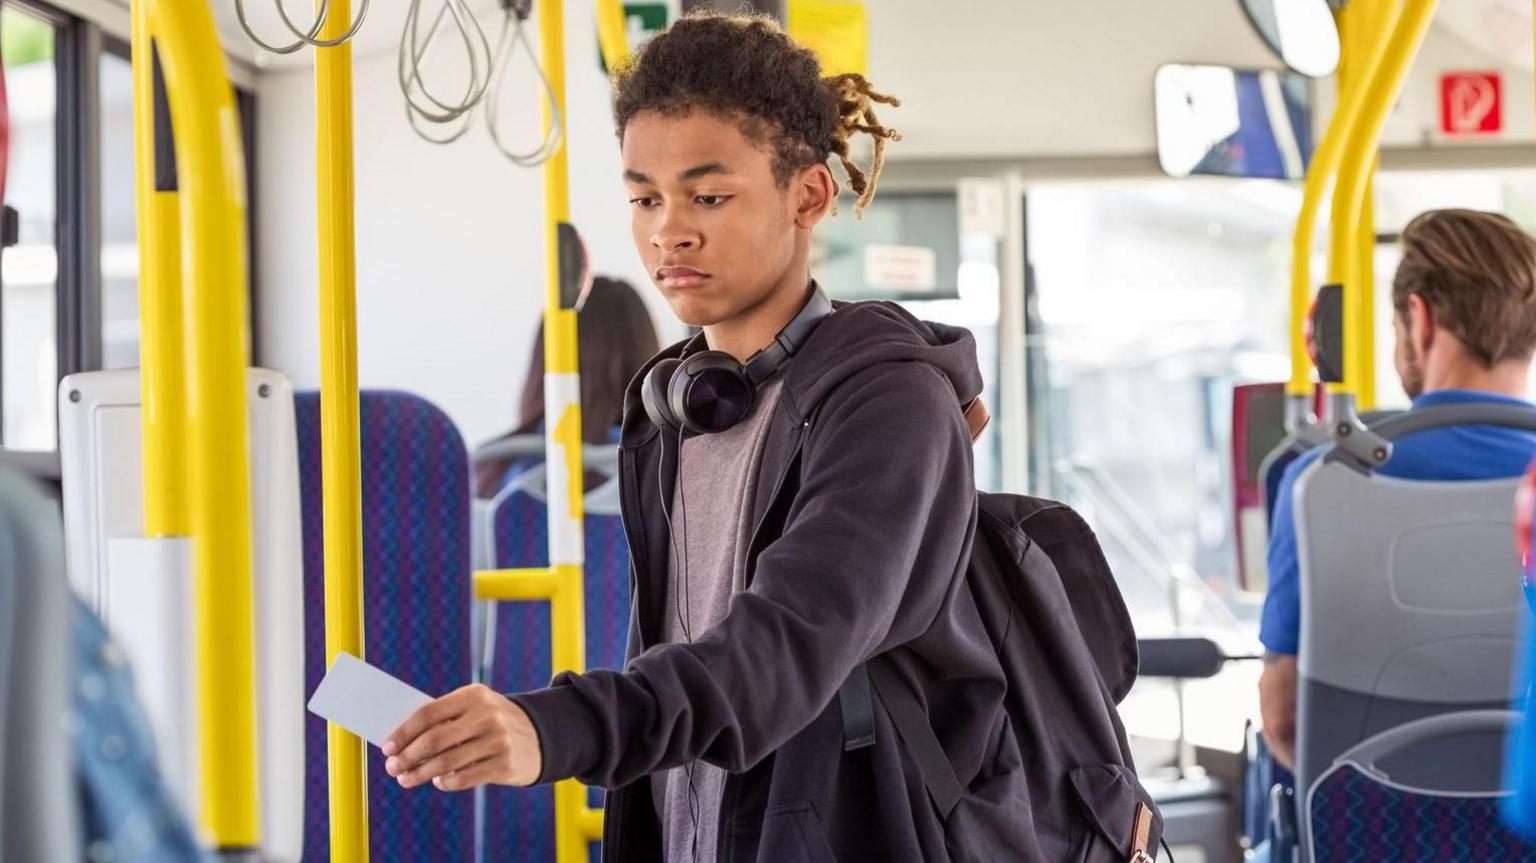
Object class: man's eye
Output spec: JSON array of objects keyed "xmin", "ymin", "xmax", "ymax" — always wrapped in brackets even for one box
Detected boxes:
[
  {"xmin": 629, "ymin": 197, "xmax": 658, "ymax": 209},
  {"xmin": 696, "ymin": 195, "xmax": 730, "ymax": 207}
]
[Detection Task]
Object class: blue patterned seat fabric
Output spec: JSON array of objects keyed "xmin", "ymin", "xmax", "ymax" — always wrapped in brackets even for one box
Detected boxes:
[
  {"xmin": 482, "ymin": 486, "xmax": 631, "ymax": 863},
  {"xmin": 1310, "ymin": 763, "xmax": 1536, "ymax": 861},
  {"xmin": 295, "ymin": 391, "xmax": 474, "ymax": 862}
]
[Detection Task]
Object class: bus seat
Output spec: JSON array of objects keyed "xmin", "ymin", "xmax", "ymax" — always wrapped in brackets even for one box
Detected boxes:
[
  {"xmin": 1293, "ymin": 406, "xmax": 1536, "ymax": 860},
  {"xmin": 1259, "ymin": 438, "xmax": 1307, "ymax": 532},
  {"xmin": 0, "ymin": 467, "xmax": 79, "ymax": 862},
  {"xmin": 480, "ymin": 466, "xmax": 630, "ymax": 863},
  {"xmin": 295, "ymin": 392, "xmax": 474, "ymax": 863},
  {"xmin": 1308, "ymin": 712, "xmax": 1536, "ymax": 861}
]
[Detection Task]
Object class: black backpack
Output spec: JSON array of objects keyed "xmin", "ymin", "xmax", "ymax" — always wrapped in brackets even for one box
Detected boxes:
[{"xmin": 850, "ymin": 491, "xmax": 1163, "ymax": 862}]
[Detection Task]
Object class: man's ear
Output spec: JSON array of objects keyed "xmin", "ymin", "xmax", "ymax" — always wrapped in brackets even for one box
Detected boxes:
[
  {"xmin": 1408, "ymin": 293, "xmax": 1436, "ymax": 356},
  {"xmin": 793, "ymin": 163, "xmax": 837, "ymax": 229}
]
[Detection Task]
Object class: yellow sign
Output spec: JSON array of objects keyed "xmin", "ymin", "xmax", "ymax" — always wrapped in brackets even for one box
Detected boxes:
[{"xmin": 788, "ymin": 0, "xmax": 868, "ymax": 78}]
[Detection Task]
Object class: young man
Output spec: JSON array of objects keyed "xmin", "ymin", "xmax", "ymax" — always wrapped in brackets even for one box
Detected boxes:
[
  {"xmin": 1259, "ymin": 208, "xmax": 1536, "ymax": 769},
  {"xmin": 382, "ymin": 14, "xmax": 1024, "ymax": 861}
]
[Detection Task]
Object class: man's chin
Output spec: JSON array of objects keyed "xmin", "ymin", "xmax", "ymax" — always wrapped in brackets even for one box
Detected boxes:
[{"xmin": 665, "ymin": 296, "xmax": 731, "ymax": 330}]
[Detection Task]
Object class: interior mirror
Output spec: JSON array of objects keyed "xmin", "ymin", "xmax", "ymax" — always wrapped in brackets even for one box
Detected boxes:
[
  {"xmin": 1154, "ymin": 64, "xmax": 1314, "ymax": 180},
  {"xmin": 1240, "ymin": 0, "xmax": 1341, "ymax": 78}
]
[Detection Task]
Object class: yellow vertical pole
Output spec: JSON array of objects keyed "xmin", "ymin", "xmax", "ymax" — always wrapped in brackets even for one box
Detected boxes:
[
  {"xmin": 150, "ymin": 0, "xmax": 261, "ymax": 849},
  {"xmin": 1351, "ymin": 0, "xmax": 1396, "ymax": 411},
  {"xmin": 1335, "ymin": 0, "xmax": 1440, "ymax": 399},
  {"xmin": 130, "ymin": 2, "xmax": 187, "ymax": 536},
  {"xmin": 1287, "ymin": 7, "xmax": 1370, "ymax": 411},
  {"xmin": 537, "ymin": 4, "xmax": 592, "ymax": 862},
  {"xmin": 313, "ymin": 0, "xmax": 369, "ymax": 859},
  {"xmin": 1359, "ymin": 162, "xmax": 1378, "ymax": 409}
]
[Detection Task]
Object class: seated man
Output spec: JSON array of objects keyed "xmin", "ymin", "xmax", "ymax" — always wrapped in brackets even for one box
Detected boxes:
[{"xmin": 1260, "ymin": 208, "xmax": 1536, "ymax": 769}]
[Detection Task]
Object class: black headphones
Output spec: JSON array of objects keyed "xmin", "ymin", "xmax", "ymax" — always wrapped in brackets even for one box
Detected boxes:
[{"xmin": 642, "ymin": 286, "xmax": 833, "ymax": 436}]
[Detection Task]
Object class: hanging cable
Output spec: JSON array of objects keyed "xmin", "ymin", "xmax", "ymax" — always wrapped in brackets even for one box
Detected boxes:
[
  {"xmin": 399, "ymin": 0, "xmax": 495, "ymax": 130},
  {"xmin": 398, "ymin": 0, "xmax": 564, "ymax": 166},
  {"xmin": 235, "ymin": 0, "xmax": 370, "ymax": 54},
  {"xmin": 484, "ymin": 0, "xmax": 562, "ymax": 166}
]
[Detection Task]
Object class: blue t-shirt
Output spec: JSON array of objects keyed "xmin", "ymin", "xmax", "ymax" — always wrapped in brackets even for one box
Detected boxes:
[{"xmin": 1259, "ymin": 389, "xmax": 1536, "ymax": 655}]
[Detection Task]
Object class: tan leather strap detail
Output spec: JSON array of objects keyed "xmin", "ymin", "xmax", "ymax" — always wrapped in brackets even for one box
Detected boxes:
[
  {"xmin": 1130, "ymin": 802, "xmax": 1155, "ymax": 861},
  {"xmin": 963, "ymin": 398, "xmax": 990, "ymax": 444}
]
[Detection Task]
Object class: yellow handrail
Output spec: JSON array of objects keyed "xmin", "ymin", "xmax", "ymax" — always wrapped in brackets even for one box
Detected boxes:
[
  {"xmin": 536, "ymin": 4, "xmax": 599, "ymax": 860},
  {"xmin": 313, "ymin": 0, "xmax": 370, "ymax": 859},
  {"xmin": 1334, "ymin": 0, "xmax": 1439, "ymax": 398},
  {"xmin": 130, "ymin": 3, "xmax": 187, "ymax": 537},
  {"xmin": 1287, "ymin": 18, "xmax": 1365, "ymax": 402},
  {"xmin": 149, "ymin": 0, "xmax": 262, "ymax": 848},
  {"xmin": 595, "ymin": 0, "xmax": 630, "ymax": 73},
  {"xmin": 1328, "ymin": 0, "xmax": 1398, "ymax": 410}
]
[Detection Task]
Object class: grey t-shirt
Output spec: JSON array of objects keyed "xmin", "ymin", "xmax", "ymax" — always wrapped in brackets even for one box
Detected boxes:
[{"xmin": 652, "ymin": 378, "xmax": 784, "ymax": 863}]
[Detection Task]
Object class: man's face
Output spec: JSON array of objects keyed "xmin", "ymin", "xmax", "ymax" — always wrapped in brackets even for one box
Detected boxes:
[
  {"xmin": 621, "ymin": 109, "xmax": 801, "ymax": 328},
  {"xmin": 1394, "ymin": 308, "xmax": 1426, "ymax": 400}
]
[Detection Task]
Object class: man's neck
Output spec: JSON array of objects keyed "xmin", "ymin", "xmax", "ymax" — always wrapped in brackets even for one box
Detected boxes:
[
  {"xmin": 1423, "ymin": 359, "xmax": 1532, "ymax": 400},
  {"xmin": 704, "ymin": 272, "xmax": 814, "ymax": 362}
]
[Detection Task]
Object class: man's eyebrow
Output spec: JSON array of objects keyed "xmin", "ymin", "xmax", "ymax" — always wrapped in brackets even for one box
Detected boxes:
[
  {"xmin": 622, "ymin": 169, "xmax": 651, "ymax": 184},
  {"xmin": 679, "ymin": 162, "xmax": 731, "ymax": 181}
]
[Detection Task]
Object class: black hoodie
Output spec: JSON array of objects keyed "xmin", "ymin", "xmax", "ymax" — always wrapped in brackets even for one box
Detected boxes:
[{"xmin": 513, "ymin": 300, "xmax": 1028, "ymax": 861}]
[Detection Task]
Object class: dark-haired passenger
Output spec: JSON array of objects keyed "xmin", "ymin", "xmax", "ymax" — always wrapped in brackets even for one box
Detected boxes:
[
  {"xmin": 380, "ymin": 12, "xmax": 1025, "ymax": 861},
  {"xmin": 1259, "ymin": 208, "xmax": 1536, "ymax": 770}
]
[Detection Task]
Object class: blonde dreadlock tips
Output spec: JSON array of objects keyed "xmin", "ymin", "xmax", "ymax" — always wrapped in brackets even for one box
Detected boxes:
[{"xmin": 824, "ymin": 73, "xmax": 902, "ymax": 217}]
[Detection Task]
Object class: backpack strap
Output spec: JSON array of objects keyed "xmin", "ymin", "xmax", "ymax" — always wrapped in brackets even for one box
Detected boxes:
[
  {"xmin": 838, "ymin": 665, "xmax": 877, "ymax": 752},
  {"xmin": 963, "ymin": 398, "xmax": 990, "ymax": 444},
  {"xmin": 864, "ymin": 660, "xmax": 965, "ymax": 819}
]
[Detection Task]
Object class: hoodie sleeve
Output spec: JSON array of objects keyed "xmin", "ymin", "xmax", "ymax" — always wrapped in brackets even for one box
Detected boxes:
[{"xmin": 510, "ymin": 361, "xmax": 977, "ymax": 788}]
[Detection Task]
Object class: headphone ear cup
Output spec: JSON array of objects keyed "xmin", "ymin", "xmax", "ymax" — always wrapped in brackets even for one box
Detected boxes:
[
  {"xmin": 670, "ymin": 352, "xmax": 754, "ymax": 436},
  {"xmin": 641, "ymin": 359, "xmax": 683, "ymax": 434}
]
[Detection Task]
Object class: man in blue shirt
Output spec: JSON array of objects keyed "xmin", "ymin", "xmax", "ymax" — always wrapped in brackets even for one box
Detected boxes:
[{"xmin": 1259, "ymin": 208, "xmax": 1536, "ymax": 770}]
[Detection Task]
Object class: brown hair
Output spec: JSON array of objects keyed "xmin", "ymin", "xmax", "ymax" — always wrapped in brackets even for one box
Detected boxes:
[
  {"xmin": 1393, "ymin": 208, "xmax": 1536, "ymax": 367},
  {"xmin": 611, "ymin": 11, "xmax": 901, "ymax": 215},
  {"xmin": 475, "ymin": 276, "xmax": 660, "ymax": 497}
]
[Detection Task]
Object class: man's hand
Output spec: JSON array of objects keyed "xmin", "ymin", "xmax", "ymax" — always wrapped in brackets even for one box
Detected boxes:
[
  {"xmin": 1259, "ymin": 653, "xmax": 1299, "ymax": 771},
  {"xmin": 382, "ymin": 684, "xmax": 542, "ymax": 792}
]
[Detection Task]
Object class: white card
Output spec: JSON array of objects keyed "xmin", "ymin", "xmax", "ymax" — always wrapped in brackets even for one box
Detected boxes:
[{"xmin": 307, "ymin": 652, "xmax": 433, "ymax": 747}]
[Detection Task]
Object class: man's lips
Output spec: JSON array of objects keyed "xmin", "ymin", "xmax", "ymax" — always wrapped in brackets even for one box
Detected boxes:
[{"xmin": 657, "ymin": 266, "xmax": 710, "ymax": 289}]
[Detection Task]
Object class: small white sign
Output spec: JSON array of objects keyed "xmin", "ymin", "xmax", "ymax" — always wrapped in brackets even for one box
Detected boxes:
[
  {"xmin": 958, "ymin": 178, "xmax": 1007, "ymax": 239},
  {"xmin": 865, "ymin": 245, "xmax": 938, "ymax": 293}
]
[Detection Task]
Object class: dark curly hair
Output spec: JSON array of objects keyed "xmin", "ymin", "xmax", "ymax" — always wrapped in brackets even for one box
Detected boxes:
[{"xmin": 612, "ymin": 11, "xmax": 900, "ymax": 216}]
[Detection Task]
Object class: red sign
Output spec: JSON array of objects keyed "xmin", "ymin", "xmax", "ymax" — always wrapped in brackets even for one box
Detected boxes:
[{"xmin": 1441, "ymin": 71, "xmax": 1502, "ymax": 135}]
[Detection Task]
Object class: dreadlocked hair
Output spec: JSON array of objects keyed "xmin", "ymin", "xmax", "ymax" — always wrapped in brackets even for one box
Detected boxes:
[{"xmin": 611, "ymin": 11, "xmax": 902, "ymax": 216}]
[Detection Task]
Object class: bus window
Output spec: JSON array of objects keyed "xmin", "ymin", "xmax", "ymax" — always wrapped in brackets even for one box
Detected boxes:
[{"xmin": 1, "ymin": 4, "xmax": 58, "ymax": 451}]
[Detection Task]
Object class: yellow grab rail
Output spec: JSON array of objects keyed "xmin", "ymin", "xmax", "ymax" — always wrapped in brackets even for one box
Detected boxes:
[
  {"xmin": 538, "ymin": 4, "xmax": 599, "ymax": 860},
  {"xmin": 1328, "ymin": 0, "xmax": 1397, "ymax": 409},
  {"xmin": 313, "ymin": 0, "xmax": 370, "ymax": 859},
  {"xmin": 149, "ymin": 0, "xmax": 262, "ymax": 848},
  {"xmin": 131, "ymin": 3, "xmax": 187, "ymax": 537},
  {"xmin": 596, "ymin": 0, "xmax": 630, "ymax": 73},
  {"xmin": 1287, "ymin": 39, "xmax": 1361, "ymax": 399},
  {"xmin": 1334, "ymin": 0, "xmax": 1439, "ymax": 398}
]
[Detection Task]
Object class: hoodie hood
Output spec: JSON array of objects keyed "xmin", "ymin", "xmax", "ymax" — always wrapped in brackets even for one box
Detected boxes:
[{"xmin": 621, "ymin": 298, "xmax": 984, "ymax": 447}]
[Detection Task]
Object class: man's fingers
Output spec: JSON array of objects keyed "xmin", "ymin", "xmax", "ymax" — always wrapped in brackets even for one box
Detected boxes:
[
  {"xmin": 433, "ymin": 759, "xmax": 503, "ymax": 793},
  {"xmin": 387, "ymin": 715, "xmax": 477, "ymax": 778},
  {"xmin": 397, "ymin": 735, "xmax": 497, "ymax": 789},
  {"xmin": 383, "ymin": 685, "xmax": 481, "ymax": 756}
]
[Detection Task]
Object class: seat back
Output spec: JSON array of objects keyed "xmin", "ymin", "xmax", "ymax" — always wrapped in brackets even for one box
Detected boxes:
[
  {"xmin": 0, "ymin": 468, "xmax": 79, "ymax": 862},
  {"xmin": 1292, "ymin": 405, "xmax": 1536, "ymax": 860},
  {"xmin": 1295, "ymin": 465, "xmax": 1526, "ymax": 798},
  {"xmin": 295, "ymin": 392, "xmax": 474, "ymax": 862},
  {"xmin": 1307, "ymin": 712, "xmax": 1536, "ymax": 861},
  {"xmin": 480, "ymin": 465, "xmax": 630, "ymax": 863}
]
